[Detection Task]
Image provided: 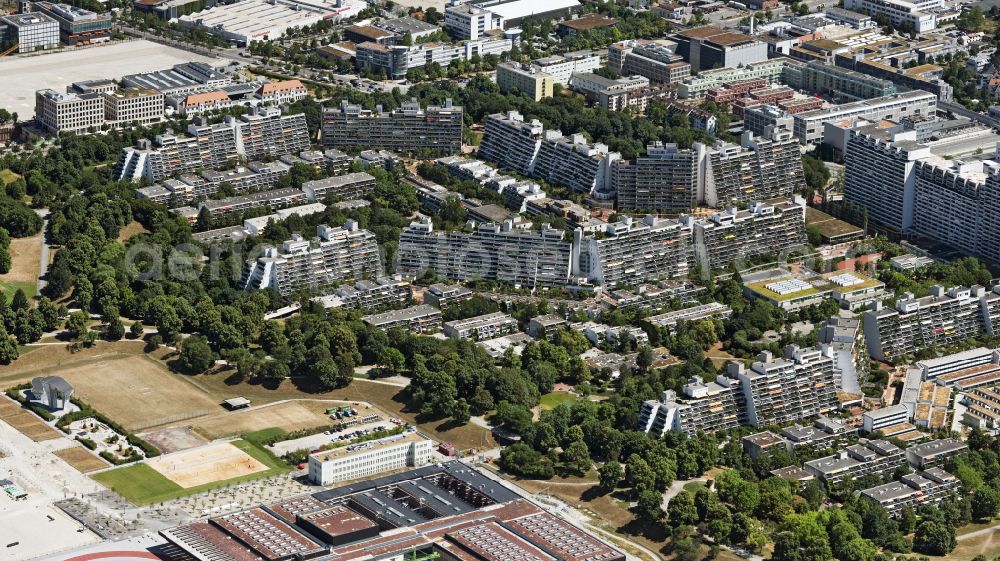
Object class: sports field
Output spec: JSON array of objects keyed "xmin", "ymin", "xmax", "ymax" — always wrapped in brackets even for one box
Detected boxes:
[
  {"xmin": 53, "ymin": 355, "xmax": 218, "ymax": 431},
  {"xmin": 93, "ymin": 440, "xmax": 287, "ymax": 505},
  {"xmin": 146, "ymin": 442, "xmax": 268, "ymax": 488}
]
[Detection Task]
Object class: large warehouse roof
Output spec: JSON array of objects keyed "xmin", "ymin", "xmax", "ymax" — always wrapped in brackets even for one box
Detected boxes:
[{"xmin": 484, "ymin": 0, "xmax": 580, "ymax": 21}]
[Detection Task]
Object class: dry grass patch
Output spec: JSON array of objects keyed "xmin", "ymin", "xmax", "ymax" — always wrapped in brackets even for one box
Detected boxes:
[
  {"xmin": 0, "ymin": 398, "xmax": 61, "ymax": 441},
  {"xmin": 116, "ymin": 221, "xmax": 148, "ymax": 242},
  {"xmin": 0, "ymin": 229, "xmax": 42, "ymax": 286},
  {"xmin": 950, "ymin": 529, "xmax": 1000, "ymax": 560},
  {"xmin": 189, "ymin": 401, "xmax": 330, "ymax": 440},
  {"xmin": 139, "ymin": 426, "xmax": 210, "ymax": 453},
  {"xmin": 0, "ymin": 341, "xmax": 167, "ymax": 387},
  {"xmin": 185, "ymin": 371, "xmax": 497, "ymax": 452},
  {"xmin": 48, "ymin": 355, "xmax": 218, "ymax": 431},
  {"xmin": 53, "ymin": 446, "xmax": 110, "ymax": 473}
]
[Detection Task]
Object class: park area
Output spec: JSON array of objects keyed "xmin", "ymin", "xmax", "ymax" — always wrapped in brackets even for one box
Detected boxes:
[{"xmin": 93, "ymin": 439, "xmax": 287, "ymax": 505}]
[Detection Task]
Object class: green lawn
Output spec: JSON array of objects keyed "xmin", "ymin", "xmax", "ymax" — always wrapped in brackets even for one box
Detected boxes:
[
  {"xmin": 0, "ymin": 280, "xmax": 36, "ymax": 303},
  {"xmin": 0, "ymin": 169, "xmax": 19, "ymax": 185},
  {"xmin": 92, "ymin": 439, "xmax": 290, "ymax": 505},
  {"xmin": 242, "ymin": 427, "xmax": 288, "ymax": 447},
  {"xmin": 92, "ymin": 463, "xmax": 182, "ymax": 505},
  {"xmin": 540, "ymin": 391, "xmax": 577, "ymax": 410}
]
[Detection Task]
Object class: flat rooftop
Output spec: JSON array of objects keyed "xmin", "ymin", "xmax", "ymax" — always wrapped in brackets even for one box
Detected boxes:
[
  {"xmin": 362, "ymin": 304, "xmax": 440, "ymax": 326},
  {"xmin": 0, "ymin": 40, "xmax": 224, "ymax": 118}
]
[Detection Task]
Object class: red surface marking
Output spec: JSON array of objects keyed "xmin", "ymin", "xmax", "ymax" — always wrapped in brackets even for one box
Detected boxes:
[{"xmin": 63, "ymin": 551, "xmax": 161, "ymax": 561}]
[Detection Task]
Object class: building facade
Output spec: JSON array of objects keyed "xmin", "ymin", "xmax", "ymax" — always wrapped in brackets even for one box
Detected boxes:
[
  {"xmin": 322, "ymin": 99, "xmax": 463, "ymax": 154},
  {"xmin": 116, "ymin": 109, "xmax": 308, "ymax": 182},
  {"xmin": 397, "ymin": 218, "xmax": 573, "ymax": 288},
  {"xmin": 496, "ymin": 62, "xmax": 554, "ymax": 101},
  {"xmin": 243, "ymin": 222, "xmax": 381, "ymax": 297},
  {"xmin": 863, "ymin": 285, "xmax": 1000, "ymax": 362},
  {"xmin": 574, "ymin": 215, "xmax": 691, "ymax": 286},
  {"xmin": 611, "ymin": 142, "xmax": 699, "ymax": 212},
  {"xmin": 683, "ymin": 198, "xmax": 807, "ymax": 272},
  {"xmin": 307, "ymin": 434, "xmax": 433, "ymax": 485},
  {"xmin": 0, "ymin": 12, "xmax": 59, "ymax": 52},
  {"xmin": 730, "ymin": 345, "xmax": 839, "ymax": 427},
  {"xmin": 697, "ymin": 127, "xmax": 805, "ymax": 207}
]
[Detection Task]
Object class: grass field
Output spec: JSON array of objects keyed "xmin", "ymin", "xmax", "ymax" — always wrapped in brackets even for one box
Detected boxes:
[
  {"xmin": 0, "ymin": 280, "xmax": 36, "ymax": 303},
  {"xmin": 540, "ymin": 392, "xmax": 577, "ymax": 410},
  {"xmin": 950, "ymin": 529, "xmax": 1000, "ymax": 560},
  {"xmin": 53, "ymin": 446, "xmax": 111, "ymax": 473},
  {"xmin": 93, "ymin": 439, "xmax": 288, "ymax": 505},
  {"xmin": 41, "ymin": 355, "xmax": 218, "ymax": 431}
]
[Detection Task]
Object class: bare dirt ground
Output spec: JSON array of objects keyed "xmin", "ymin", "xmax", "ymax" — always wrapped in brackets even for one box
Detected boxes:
[
  {"xmin": 146, "ymin": 442, "xmax": 268, "ymax": 488},
  {"xmin": 139, "ymin": 425, "xmax": 210, "ymax": 453},
  {"xmin": 53, "ymin": 446, "xmax": 110, "ymax": 473},
  {"xmin": 187, "ymin": 401, "xmax": 330, "ymax": 440},
  {"xmin": 0, "ymin": 40, "xmax": 225, "ymax": 118},
  {"xmin": 0, "ymin": 397, "xmax": 61, "ymax": 441}
]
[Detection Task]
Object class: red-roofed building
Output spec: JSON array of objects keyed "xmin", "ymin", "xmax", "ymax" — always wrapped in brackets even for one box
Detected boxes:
[{"xmin": 258, "ymin": 80, "xmax": 308, "ymax": 105}]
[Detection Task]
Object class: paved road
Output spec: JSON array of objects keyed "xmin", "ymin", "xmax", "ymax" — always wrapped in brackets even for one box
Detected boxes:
[
  {"xmin": 662, "ymin": 477, "xmax": 708, "ymax": 510},
  {"xmin": 36, "ymin": 209, "xmax": 50, "ymax": 293},
  {"xmin": 940, "ymin": 100, "xmax": 1000, "ymax": 130},
  {"xmin": 959, "ymin": 523, "xmax": 1000, "ymax": 541}
]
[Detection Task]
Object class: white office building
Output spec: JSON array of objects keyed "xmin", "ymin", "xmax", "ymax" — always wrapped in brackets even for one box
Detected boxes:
[
  {"xmin": 843, "ymin": 0, "xmax": 939, "ymax": 32},
  {"xmin": 307, "ymin": 433, "xmax": 433, "ymax": 485}
]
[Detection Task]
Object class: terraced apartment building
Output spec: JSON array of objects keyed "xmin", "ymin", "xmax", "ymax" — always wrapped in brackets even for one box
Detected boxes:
[
  {"xmin": 574, "ymin": 214, "xmax": 691, "ymax": 286},
  {"xmin": 729, "ymin": 345, "xmax": 839, "ymax": 427},
  {"xmin": 682, "ymin": 197, "xmax": 807, "ymax": 272},
  {"xmin": 863, "ymin": 285, "xmax": 1000, "ymax": 362},
  {"xmin": 396, "ymin": 217, "xmax": 573, "ymax": 288},
  {"xmin": 611, "ymin": 142, "xmax": 699, "ymax": 212},
  {"xmin": 116, "ymin": 108, "xmax": 309, "ymax": 182},
  {"xmin": 699, "ymin": 127, "xmax": 805, "ymax": 207},
  {"xmin": 322, "ymin": 99, "xmax": 463, "ymax": 154},
  {"xmin": 243, "ymin": 222, "xmax": 381, "ymax": 296}
]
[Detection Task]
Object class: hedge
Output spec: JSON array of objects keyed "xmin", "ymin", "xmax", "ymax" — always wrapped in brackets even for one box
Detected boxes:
[
  {"xmin": 77, "ymin": 437, "xmax": 97, "ymax": 450},
  {"xmin": 5, "ymin": 383, "xmax": 55, "ymax": 421}
]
